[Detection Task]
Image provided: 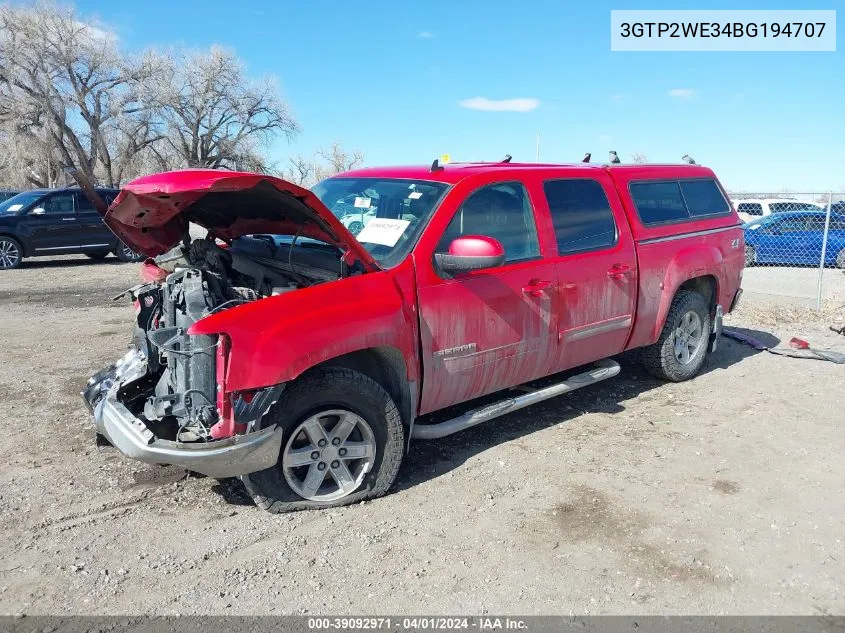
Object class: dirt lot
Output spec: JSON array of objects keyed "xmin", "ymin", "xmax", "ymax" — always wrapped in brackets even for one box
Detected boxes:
[{"xmin": 1, "ymin": 256, "xmax": 843, "ymax": 616}]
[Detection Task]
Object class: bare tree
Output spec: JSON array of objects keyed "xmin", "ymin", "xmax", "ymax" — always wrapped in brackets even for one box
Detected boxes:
[
  {"xmin": 149, "ymin": 46, "xmax": 299, "ymax": 171},
  {"xmin": 317, "ymin": 142, "xmax": 364, "ymax": 176},
  {"xmin": 630, "ymin": 152, "xmax": 648, "ymax": 164},
  {"xmin": 282, "ymin": 143, "xmax": 364, "ymax": 187},
  {"xmin": 0, "ymin": 3, "xmax": 162, "ymax": 187},
  {"xmin": 284, "ymin": 155, "xmax": 316, "ymax": 187}
]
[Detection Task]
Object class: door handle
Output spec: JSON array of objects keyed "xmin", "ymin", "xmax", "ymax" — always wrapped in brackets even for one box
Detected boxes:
[
  {"xmin": 61, "ymin": 217, "xmax": 76, "ymax": 221},
  {"xmin": 522, "ymin": 279, "xmax": 553, "ymax": 297},
  {"xmin": 607, "ymin": 263, "xmax": 631, "ymax": 280}
]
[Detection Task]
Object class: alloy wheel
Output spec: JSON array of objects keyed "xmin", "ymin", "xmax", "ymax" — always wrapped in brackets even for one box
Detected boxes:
[
  {"xmin": 0, "ymin": 239, "xmax": 21, "ymax": 269},
  {"xmin": 673, "ymin": 311, "xmax": 704, "ymax": 365},
  {"xmin": 282, "ymin": 409, "xmax": 377, "ymax": 502}
]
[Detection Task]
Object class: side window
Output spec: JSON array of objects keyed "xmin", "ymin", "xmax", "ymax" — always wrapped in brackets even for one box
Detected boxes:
[
  {"xmin": 805, "ymin": 215, "xmax": 828, "ymax": 231},
  {"xmin": 436, "ymin": 182, "xmax": 540, "ymax": 263},
  {"xmin": 74, "ymin": 192, "xmax": 94, "ymax": 212},
  {"xmin": 543, "ymin": 179, "xmax": 617, "ymax": 255},
  {"xmin": 738, "ymin": 203, "xmax": 763, "ymax": 216},
  {"xmin": 680, "ymin": 179, "xmax": 730, "ymax": 217},
  {"xmin": 768, "ymin": 202, "xmax": 792, "ymax": 214},
  {"xmin": 40, "ymin": 193, "xmax": 75, "ymax": 215},
  {"xmin": 629, "ymin": 181, "xmax": 688, "ymax": 225},
  {"xmin": 776, "ymin": 217, "xmax": 807, "ymax": 233}
]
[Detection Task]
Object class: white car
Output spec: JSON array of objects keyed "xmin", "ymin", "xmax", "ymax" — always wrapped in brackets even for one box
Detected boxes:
[
  {"xmin": 339, "ymin": 209, "xmax": 376, "ymax": 235},
  {"xmin": 734, "ymin": 198, "xmax": 825, "ymax": 224}
]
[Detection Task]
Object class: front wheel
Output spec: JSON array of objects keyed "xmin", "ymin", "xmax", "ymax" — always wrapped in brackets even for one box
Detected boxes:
[
  {"xmin": 641, "ymin": 290, "xmax": 711, "ymax": 382},
  {"xmin": 242, "ymin": 367, "xmax": 404, "ymax": 512},
  {"xmin": 114, "ymin": 242, "xmax": 143, "ymax": 263}
]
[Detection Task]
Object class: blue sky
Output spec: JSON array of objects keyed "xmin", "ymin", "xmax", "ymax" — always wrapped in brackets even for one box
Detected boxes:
[{"xmin": 76, "ymin": 0, "xmax": 843, "ymax": 192}]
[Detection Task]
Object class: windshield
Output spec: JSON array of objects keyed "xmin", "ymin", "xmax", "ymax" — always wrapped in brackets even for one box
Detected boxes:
[
  {"xmin": 0, "ymin": 190, "xmax": 43, "ymax": 214},
  {"xmin": 311, "ymin": 177, "xmax": 449, "ymax": 268}
]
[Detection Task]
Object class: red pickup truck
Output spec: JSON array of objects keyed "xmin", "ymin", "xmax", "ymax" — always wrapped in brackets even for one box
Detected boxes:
[{"xmin": 83, "ymin": 162, "xmax": 744, "ymax": 512}]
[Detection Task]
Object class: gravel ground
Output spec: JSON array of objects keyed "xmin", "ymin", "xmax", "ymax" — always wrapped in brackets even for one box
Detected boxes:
[{"xmin": 0, "ymin": 255, "xmax": 843, "ymax": 615}]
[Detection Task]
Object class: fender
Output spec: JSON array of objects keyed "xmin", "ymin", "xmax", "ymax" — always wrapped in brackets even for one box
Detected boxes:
[
  {"xmin": 650, "ymin": 244, "xmax": 723, "ymax": 341},
  {"xmin": 188, "ymin": 268, "xmax": 420, "ymax": 393},
  {"xmin": 626, "ymin": 242, "xmax": 726, "ymax": 350}
]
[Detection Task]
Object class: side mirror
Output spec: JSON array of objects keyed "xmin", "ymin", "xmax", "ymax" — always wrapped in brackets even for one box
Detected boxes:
[
  {"xmin": 434, "ymin": 235, "xmax": 506, "ymax": 275},
  {"xmin": 30, "ymin": 207, "xmax": 45, "ymax": 216}
]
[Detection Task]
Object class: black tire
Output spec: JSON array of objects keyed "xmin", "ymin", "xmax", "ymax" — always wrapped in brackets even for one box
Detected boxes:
[
  {"xmin": 0, "ymin": 236, "xmax": 23, "ymax": 270},
  {"xmin": 836, "ymin": 248, "xmax": 845, "ymax": 269},
  {"xmin": 641, "ymin": 289, "xmax": 711, "ymax": 382},
  {"xmin": 744, "ymin": 245, "xmax": 756, "ymax": 267},
  {"xmin": 84, "ymin": 252, "xmax": 109, "ymax": 260},
  {"xmin": 114, "ymin": 242, "xmax": 143, "ymax": 263},
  {"xmin": 242, "ymin": 367, "xmax": 404, "ymax": 513}
]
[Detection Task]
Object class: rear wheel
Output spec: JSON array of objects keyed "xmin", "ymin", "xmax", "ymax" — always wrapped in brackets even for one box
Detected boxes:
[
  {"xmin": 242, "ymin": 367, "xmax": 404, "ymax": 513},
  {"xmin": 0, "ymin": 237, "xmax": 22, "ymax": 270},
  {"xmin": 641, "ymin": 290, "xmax": 710, "ymax": 382},
  {"xmin": 744, "ymin": 245, "xmax": 756, "ymax": 267},
  {"xmin": 114, "ymin": 242, "xmax": 143, "ymax": 262}
]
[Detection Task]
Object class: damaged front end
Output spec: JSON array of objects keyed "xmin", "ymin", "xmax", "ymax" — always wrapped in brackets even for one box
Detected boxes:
[
  {"xmin": 82, "ymin": 170, "xmax": 379, "ymax": 478},
  {"xmin": 82, "ymin": 240, "xmax": 296, "ymax": 478}
]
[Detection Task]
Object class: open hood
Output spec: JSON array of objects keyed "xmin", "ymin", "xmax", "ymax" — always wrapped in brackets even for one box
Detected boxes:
[{"xmin": 105, "ymin": 170, "xmax": 381, "ymax": 273}]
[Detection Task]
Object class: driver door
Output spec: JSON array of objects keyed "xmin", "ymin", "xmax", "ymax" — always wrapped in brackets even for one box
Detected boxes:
[{"xmin": 416, "ymin": 181, "xmax": 558, "ymax": 415}]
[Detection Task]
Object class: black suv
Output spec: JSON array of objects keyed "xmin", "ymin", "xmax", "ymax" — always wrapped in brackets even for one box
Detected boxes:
[{"xmin": 0, "ymin": 187, "xmax": 143, "ymax": 269}]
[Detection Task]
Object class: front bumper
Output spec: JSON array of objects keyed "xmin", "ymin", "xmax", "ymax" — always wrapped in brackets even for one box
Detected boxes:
[{"xmin": 83, "ymin": 351, "xmax": 283, "ymax": 478}]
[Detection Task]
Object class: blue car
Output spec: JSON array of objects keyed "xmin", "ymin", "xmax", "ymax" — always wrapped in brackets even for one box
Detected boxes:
[{"xmin": 743, "ymin": 211, "xmax": 845, "ymax": 268}]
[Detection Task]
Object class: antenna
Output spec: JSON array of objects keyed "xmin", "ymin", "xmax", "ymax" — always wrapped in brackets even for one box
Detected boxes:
[
  {"xmin": 582, "ymin": 152, "xmax": 591, "ymax": 163},
  {"xmin": 609, "ymin": 150, "xmax": 621, "ymax": 164},
  {"xmin": 502, "ymin": 154, "xmax": 512, "ymax": 163},
  {"xmin": 682, "ymin": 154, "xmax": 697, "ymax": 164},
  {"xmin": 431, "ymin": 159, "xmax": 442, "ymax": 172},
  {"xmin": 535, "ymin": 132, "xmax": 540, "ymax": 162}
]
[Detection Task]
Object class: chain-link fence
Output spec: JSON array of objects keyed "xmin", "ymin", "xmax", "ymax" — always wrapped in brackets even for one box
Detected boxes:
[{"xmin": 727, "ymin": 192, "xmax": 845, "ymax": 309}]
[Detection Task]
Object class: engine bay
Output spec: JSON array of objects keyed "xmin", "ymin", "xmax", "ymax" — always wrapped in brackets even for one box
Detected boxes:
[{"xmin": 116, "ymin": 235, "xmax": 345, "ymax": 444}]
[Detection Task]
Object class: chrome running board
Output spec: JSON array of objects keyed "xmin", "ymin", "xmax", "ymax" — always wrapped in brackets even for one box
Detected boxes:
[{"xmin": 411, "ymin": 359, "xmax": 621, "ymax": 440}]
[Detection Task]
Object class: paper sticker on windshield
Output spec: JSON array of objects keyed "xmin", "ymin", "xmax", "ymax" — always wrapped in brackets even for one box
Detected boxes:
[
  {"xmin": 354, "ymin": 197, "xmax": 371, "ymax": 209},
  {"xmin": 408, "ymin": 191, "xmax": 423, "ymax": 199},
  {"xmin": 355, "ymin": 218, "xmax": 410, "ymax": 247},
  {"xmin": 7, "ymin": 204, "xmax": 23, "ymax": 212}
]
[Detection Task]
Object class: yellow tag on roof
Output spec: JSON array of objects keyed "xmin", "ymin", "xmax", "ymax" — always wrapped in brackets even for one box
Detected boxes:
[{"xmin": 440, "ymin": 154, "xmax": 451, "ymax": 165}]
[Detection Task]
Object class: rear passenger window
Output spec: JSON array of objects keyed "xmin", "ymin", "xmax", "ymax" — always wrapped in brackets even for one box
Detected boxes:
[
  {"xmin": 629, "ymin": 182, "xmax": 688, "ymax": 224},
  {"xmin": 630, "ymin": 178, "xmax": 731, "ymax": 225},
  {"xmin": 680, "ymin": 180, "xmax": 730, "ymax": 217},
  {"xmin": 543, "ymin": 179, "xmax": 617, "ymax": 254}
]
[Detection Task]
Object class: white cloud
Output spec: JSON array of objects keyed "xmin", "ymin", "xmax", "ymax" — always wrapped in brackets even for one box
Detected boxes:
[
  {"xmin": 458, "ymin": 97, "xmax": 540, "ymax": 112},
  {"xmin": 668, "ymin": 88, "xmax": 695, "ymax": 100},
  {"xmin": 75, "ymin": 20, "xmax": 118, "ymax": 42},
  {"xmin": 418, "ymin": 31, "xmax": 434, "ymax": 38}
]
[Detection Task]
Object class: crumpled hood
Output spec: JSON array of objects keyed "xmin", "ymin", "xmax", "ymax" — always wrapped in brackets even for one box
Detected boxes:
[{"xmin": 105, "ymin": 169, "xmax": 380, "ymax": 272}]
